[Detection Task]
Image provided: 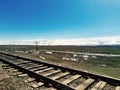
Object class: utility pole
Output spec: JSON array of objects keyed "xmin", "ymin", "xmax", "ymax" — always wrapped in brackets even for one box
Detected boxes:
[{"xmin": 35, "ymin": 41, "xmax": 38, "ymax": 54}]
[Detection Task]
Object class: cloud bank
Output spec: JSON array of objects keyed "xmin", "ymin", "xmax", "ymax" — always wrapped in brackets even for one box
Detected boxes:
[{"xmin": 0, "ymin": 36, "xmax": 120, "ymax": 45}]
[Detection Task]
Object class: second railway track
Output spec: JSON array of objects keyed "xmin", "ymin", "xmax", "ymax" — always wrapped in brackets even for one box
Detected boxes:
[{"xmin": 0, "ymin": 52, "xmax": 120, "ymax": 90}]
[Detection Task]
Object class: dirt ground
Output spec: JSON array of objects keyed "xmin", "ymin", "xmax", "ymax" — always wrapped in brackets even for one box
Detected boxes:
[{"xmin": 0, "ymin": 62, "xmax": 32, "ymax": 90}]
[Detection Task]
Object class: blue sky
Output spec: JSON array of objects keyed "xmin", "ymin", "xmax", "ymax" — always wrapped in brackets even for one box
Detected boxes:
[{"xmin": 0, "ymin": 0, "xmax": 120, "ymax": 40}]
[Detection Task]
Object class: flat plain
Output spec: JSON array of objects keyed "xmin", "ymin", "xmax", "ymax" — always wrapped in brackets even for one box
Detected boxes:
[{"xmin": 0, "ymin": 45, "xmax": 120, "ymax": 79}]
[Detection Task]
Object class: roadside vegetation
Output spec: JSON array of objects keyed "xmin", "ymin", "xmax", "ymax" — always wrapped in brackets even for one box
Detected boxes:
[{"xmin": 1, "ymin": 45, "xmax": 120, "ymax": 54}]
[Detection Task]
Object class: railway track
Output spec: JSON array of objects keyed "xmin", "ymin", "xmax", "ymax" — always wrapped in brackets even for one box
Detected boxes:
[{"xmin": 0, "ymin": 52, "xmax": 120, "ymax": 90}]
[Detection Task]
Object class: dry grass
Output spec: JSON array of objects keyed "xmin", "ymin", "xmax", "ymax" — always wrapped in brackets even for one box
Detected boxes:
[{"xmin": 9, "ymin": 52, "xmax": 120, "ymax": 79}]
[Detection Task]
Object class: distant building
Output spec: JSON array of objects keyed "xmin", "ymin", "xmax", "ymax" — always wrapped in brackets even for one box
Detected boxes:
[
  {"xmin": 45, "ymin": 51, "xmax": 53, "ymax": 54},
  {"xmin": 62, "ymin": 57, "xmax": 70, "ymax": 60},
  {"xmin": 39, "ymin": 56, "xmax": 45, "ymax": 60},
  {"xmin": 71, "ymin": 58, "xmax": 78, "ymax": 61},
  {"xmin": 15, "ymin": 50, "xmax": 25, "ymax": 53},
  {"xmin": 73, "ymin": 54, "xmax": 77, "ymax": 57},
  {"xmin": 91, "ymin": 56, "xmax": 97, "ymax": 59},
  {"xmin": 62, "ymin": 57, "xmax": 78, "ymax": 61},
  {"xmin": 83, "ymin": 55, "xmax": 89, "ymax": 60}
]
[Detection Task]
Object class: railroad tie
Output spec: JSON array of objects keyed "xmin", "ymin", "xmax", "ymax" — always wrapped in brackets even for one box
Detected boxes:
[
  {"xmin": 62, "ymin": 74, "xmax": 81, "ymax": 85},
  {"xmin": 25, "ymin": 65, "xmax": 43, "ymax": 69},
  {"xmin": 16, "ymin": 61, "xmax": 32, "ymax": 65},
  {"xmin": 51, "ymin": 72, "xmax": 69, "ymax": 80},
  {"xmin": 35, "ymin": 67, "xmax": 54, "ymax": 74},
  {"xmin": 1, "ymin": 64, "xmax": 9, "ymax": 67},
  {"xmin": 21, "ymin": 65, "xmax": 34, "ymax": 68},
  {"xmin": 24, "ymin": 78, "xmax": 35, "ymax": 83},
  {"xmin": 97, "ymin": 81, "xmax": 106, "ymax": 90},
  {"xmin": 30, "ymin": 66, "xmax": 48, "ymax": 71},
  {"xmin": 6, "ymin": 68, "xmax": 15, "ymax": 71},
  {"xmin": 13, "ymin": 72, "xmax": 23, "ymax": 76},
  {"xmin": 19, "ymin": 63, "xmax": 34, "ymax": 68},
  {"xmin": 116, "ymin": 86, "xmax": 120, "ymax": 90},
  {"xmin": 43, "ymin": 70, "xmax": 61, "ymax": 77},
  {"xmin": 91, "ymin": 81, "xmax": 107, "ymax": 90},
  {"xmin": 2, "ymin": 66, "xmax": 11, "ymax": 69},
  {"xmin": 47, "ymin": 88, "xmax": 57, "ymax": 90},
  {"xmin": 12, "ymin": 69, "xmax": 18, "ymax": 72},
  {"xmin": 75, "ymin": 78, "xmax": 95, "ymax": 90},
  {"xmin": 31, "ymin": 82, "xmax": 44, "ymax": 88},
  {"xmin": 18, "ymin": 73, "xmax": 28, "ymax": 77}
]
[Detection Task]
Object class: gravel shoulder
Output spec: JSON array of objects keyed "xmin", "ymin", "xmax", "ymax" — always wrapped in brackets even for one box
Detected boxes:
[{"xmin": 0, "ymin": 62, "xmax": 32, "ymax": 90}]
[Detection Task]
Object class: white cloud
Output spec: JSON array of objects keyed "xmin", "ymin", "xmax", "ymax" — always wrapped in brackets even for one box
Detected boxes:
[{"xmin": 0, "ymin": 36, "xmax": 120, "ymax": 45}]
